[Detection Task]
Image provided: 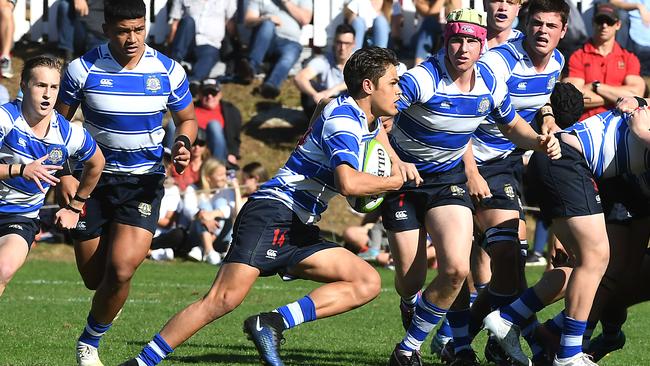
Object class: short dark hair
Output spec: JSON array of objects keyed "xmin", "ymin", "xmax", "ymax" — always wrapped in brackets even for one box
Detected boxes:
[
  {"xmin": 21, "ymin": 55, "xmax": 62, "ymax": 84},
  {"xmin": 334, "ymin": 23, "xmax": 355, "ymax": 38},
  {"xmin": 344, "ymin": 47, "xmax": 398, "ymax": 99},
  {"xmin": 243, "ymin": 162, "xmax": 269, "ymax": 182},
  {"xmin": 527, "ymin": 0, "xmax": 570, "ymax": 26},
  {"xmin": 104, "ymin": 0, "xmax": 146, "ymax": 25},
  {"xmin": 547, "ymin": 82, "xmax": 584, "ymax": 129}
]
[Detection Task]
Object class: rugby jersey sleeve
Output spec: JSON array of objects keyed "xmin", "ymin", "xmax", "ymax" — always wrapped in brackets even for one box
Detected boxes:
[
  {"xmin": 321, "ymin": 110, "xmax": 363, "ymax": 170},
  {"xmin": 396, "ymin": 64, "xmax": 436, "ymax": 111},
  {"xmin": 58, "ymin": 58, "xmax": 88, "ymax": 106},
  {"xmin": 66, "ymin": 121, "xmax": 97, "ymax": 163},
  {"xmin": 0, "ymin": 104, "xmax": 15, "ymax": 147},
  {"xmin": 166, "ymin": 60, "xmax": 193, "ymax": 112}
]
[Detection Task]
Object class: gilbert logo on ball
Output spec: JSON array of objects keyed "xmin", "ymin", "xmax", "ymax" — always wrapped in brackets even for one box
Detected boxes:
[{"xmin": 346, "ymin": 139, "xmax": 392, "ymax": 213}]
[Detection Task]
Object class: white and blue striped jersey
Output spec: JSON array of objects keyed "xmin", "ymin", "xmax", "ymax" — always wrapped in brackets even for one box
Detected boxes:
[
  {"xmin": 565, "ymin": 110, "xmax": 650, "ymax": 180},
  {"xmin": 252, "ymin": 94, "xmax": 380, "ymax": 224},
  {"xmin": 482, "ymin": 28, "xmax": 523, "ymax": 53},
  {"xmin": 472, "ymin": 38, "xmax": 564, "ymax": 164},
  {"xmin": 391, "ymin": 50, "xmax": 517, "ymax": 174},
  {"xmin": 0, "ymin": 101, "xmax": 96, "ymax": 218},
  {"xmin": 59, "ymin": 44, "xmax": 192, "ymax": 175}
]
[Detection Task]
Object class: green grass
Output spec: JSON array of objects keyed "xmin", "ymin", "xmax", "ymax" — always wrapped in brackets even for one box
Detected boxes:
[{"xmin": 2, "ymin": 247, "xmax": 650, "ymax": 365}]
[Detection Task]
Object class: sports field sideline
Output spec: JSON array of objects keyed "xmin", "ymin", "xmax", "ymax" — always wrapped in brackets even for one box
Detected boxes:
[{"xmin": 2, "ymin": 244, "xmax": 650, "ymax": 366}]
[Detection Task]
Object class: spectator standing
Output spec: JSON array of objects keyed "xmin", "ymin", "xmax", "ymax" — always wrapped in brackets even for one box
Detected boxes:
[
  {"xmin": 565, "ymin": 3, "xmax": 645, "ymax": 120},
  {"xmin": 0, "ymin": 0, "xmax": 15, "ymax": 78},
  {"xmin": 56, "ymin": 0, "xmax": 106, "ymax": 63},
  {"xmin": 239, "ymin": 0, "xmax": 313, "ymax": 99},
  {"xmin": 168, "ymin": 0, "xmax": 237, "ymax": 83},
  {"xmin": 294, "ymin": 24, "xmax": 355, "ymax": 119}
]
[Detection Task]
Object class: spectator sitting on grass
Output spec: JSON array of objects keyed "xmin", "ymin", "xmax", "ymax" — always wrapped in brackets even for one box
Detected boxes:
[
  {"xmin": 294, "ymin": 23, "xmax": 355, "ymax": 119},
  {"xmin": 183, "ymin": 158, "xmax": 238, "ymax": 265},
  {"xmin": 240, "ymin": 161, "xmax": 269, "ymax": 201}
]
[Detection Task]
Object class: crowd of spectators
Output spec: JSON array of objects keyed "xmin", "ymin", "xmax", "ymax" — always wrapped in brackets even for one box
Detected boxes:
[{"xmin": 1, "ymin": 0, "xmax": 650, "ymax": 265}]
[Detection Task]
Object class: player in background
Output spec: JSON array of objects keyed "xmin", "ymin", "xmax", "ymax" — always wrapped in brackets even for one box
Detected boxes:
[
  {"xmin": 384, "ymin": 8, "xmax": 561, "ymax": 366},
  {"xmin": 54, "ymin": 1, "xmax": 197, "ymax": 365},
  {"xmin": 430, "ymin": 0, "xmax": 525, "ymax": 357},
  {"xmin": 118, "ymin": 46, "xmax": 421, "ymax": 366},
  {"xmin": 484, "ymin": 87, "xmax": 650, "ymax": 366},
  {"xmin": 444, "ymin": 0, "xmax": 567, "ymax": 364},
  {"xmin": 0, "ymin": 55, "xmax": 103, "ymax": 297}
]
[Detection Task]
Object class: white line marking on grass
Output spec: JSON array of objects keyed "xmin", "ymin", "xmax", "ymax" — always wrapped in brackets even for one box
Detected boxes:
[
  {"xmin": 9, "ymin": 296, "xmax": 161, "ymax": 304},
  {"xmin": 14, "ymin": 279, "xmax": 395, "ymax": 292}
]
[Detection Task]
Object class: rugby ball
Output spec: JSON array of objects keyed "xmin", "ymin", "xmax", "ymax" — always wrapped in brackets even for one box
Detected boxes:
[{"xmin": 346, "ymin": 139, "xmax": 392, "ymax": 213}]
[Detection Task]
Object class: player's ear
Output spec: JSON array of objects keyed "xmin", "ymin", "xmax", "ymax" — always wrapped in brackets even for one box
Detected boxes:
[{"xmin": 361, "ymin": 78, "xmax": 374, "ymax": 95}]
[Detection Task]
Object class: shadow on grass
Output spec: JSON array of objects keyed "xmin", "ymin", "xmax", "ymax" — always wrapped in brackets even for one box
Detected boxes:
[
  {"xmin": 166, "ymin": 343, "xmax": 393, "ymax": 365},
  {"xmin": 243, "ymin": 102, "xmax": 309, "ymax": 148}
]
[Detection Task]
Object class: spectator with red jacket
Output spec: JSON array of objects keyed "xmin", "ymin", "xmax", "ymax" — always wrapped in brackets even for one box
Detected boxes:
[{"xmin": 565, "ymin": 3, "xmax": 645, "ymax": 120}]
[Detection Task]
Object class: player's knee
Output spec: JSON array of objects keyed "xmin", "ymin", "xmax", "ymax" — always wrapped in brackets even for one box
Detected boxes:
[
  {"xmin": 439, "ymin": 263, "xmax": 470, "ymax": 289},
  {"xmin": 0, "ymin": 264, "xmax": 17, "ymax": 287},
  {"xmin": 204, "ymin": 290, "xmax": 243, "ymax": 319},
  {"xmin": 354, "ymin": 269, "xmax": 381, "ymax": 302},
  {"xmin": 581, "ymin": 241, "xmax": 610, "ymax": 274},
  {"xmin": 484, "ymin": 226, "xmax": 519, "ymax": 253},
  {"xmin": 110, "ymin": 264, "xmax": 138, "ymax": 285}
]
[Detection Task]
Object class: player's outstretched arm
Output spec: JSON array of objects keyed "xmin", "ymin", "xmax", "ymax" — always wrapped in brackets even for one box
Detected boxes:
[
  {"xmin": 334, "ymin": 164, "xmax": 403, "ymax": 197},
  {"xmin": 498, "ymin": 114, "xmax": 562, "ymax": 160}
]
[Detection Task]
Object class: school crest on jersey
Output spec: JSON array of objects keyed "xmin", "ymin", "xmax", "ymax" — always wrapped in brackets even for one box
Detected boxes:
[
  {"xmin": 477, "ymin": 97, "xmax": 490, "ymax": 114},
  {"xmin": 547, "ymin": 76, "xmax": 556, "ymax": 91},
  {"xmin": 46, "ymin": 145, "xmax": 65, "ymax": 165},
  {"xmin": 145, "ymin": 75, "xmax": 162, "ymax": 93}
]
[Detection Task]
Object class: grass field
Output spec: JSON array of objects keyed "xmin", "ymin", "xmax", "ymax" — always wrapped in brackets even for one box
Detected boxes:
[{"xmin": 2, "ymin": 245, "xmax": 650, "ymax": 366}]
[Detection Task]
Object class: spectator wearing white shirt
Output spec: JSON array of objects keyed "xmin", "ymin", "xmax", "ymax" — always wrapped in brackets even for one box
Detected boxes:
[{"xmin": 168, "ymin": 0, "xmax": 238, "ymax": 82}]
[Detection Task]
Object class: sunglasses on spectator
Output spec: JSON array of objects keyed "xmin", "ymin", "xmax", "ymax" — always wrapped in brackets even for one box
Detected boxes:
[
  {"xmin": 202, "ymin": 89, "xmax": 220, "ymax": 97},
  {"xmin": 594, "ymin": 17, "xmax": 617, "ymax": 26},
  {"xmin": 193, "ymin": 140, "xmax": 206, "ymax": 147}
]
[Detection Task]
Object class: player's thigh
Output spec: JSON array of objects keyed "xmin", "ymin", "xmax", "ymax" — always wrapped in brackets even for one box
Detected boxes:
[
  {"xmin": 474, "ymin": 208, "xmax": 519, "ymax": 232},
  {"xmin": 290, "ymin": 247, "xmax": 380, "ymax": 285},
  {"xmin": 0, "ymin": 234, "xmax": 29, "ymax": 281},
  {"xmin": 108, "ymin": 223, "xmax": 154, "ymax": 276},
  {"xmin": 552, "ymin": 214, "xmax": 609, "ymax": 261},
  {"xmin": 425, "ymin": 204, "xmax": 473, "ymax": 272},
  {"xmin": 387, "ymin": 228, "xmax": 428, "ymax": 277}
]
